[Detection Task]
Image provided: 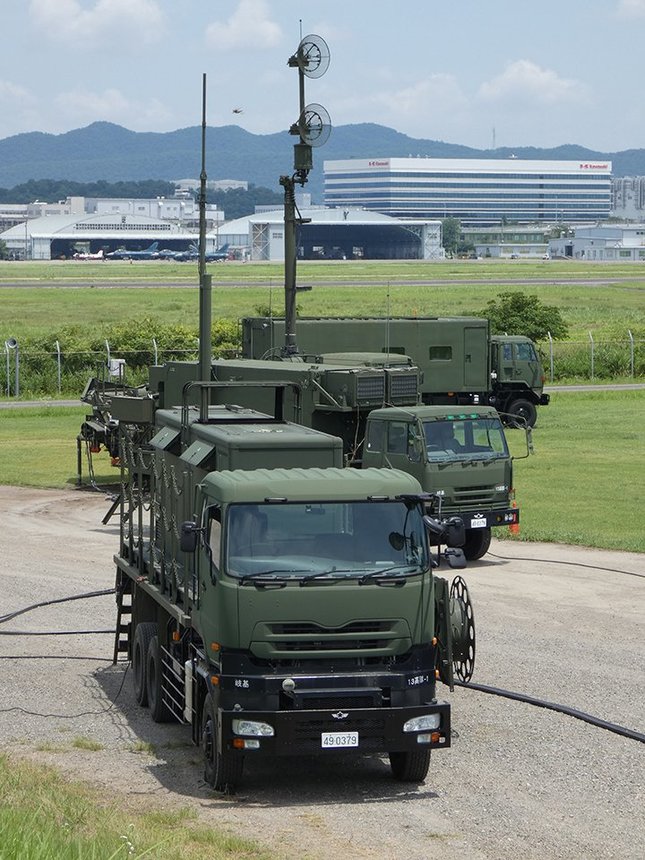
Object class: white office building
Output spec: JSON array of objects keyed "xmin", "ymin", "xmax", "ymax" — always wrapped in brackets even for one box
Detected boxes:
[
  {"xmin": 548, "ymin": 223, "xmax": 645, "ymax": 261},
  {"xmin": 324, "ymin": 157, "xmax": 613, "ymax": 226}
]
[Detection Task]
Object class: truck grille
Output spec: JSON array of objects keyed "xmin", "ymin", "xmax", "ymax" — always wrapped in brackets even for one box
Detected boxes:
[
  {"xmin": 447, "ymin": 485, "xmax": 503, "ymax": 509},
  {"xmin": 252, "ymin": 619, "xmax": 410, "ymax": 659}
]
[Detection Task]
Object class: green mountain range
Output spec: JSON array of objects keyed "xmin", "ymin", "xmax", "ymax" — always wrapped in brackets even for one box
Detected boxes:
[{"xmin": 0, "ymin": 121, "xmax": 640, "ymax": 203}]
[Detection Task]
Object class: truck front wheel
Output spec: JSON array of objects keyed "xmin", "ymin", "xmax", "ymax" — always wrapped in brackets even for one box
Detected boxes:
[
  {"xmin": 132, "ymin": 622, "xmax": 156, "ymax": 707},
  {"xmin": 463, "ymin": 527, "xmax": 492, "ymax": 561},
  {"xmin": 507, "ymin": 398, "xmax": 537, "ymax": 428},
  {"xmin": 202, "ymin": 694, "xmax": 244, "ymax": 794},
  {"xmin": 389, "ymin": 749, "xmax": 431, "ymax": 782}
]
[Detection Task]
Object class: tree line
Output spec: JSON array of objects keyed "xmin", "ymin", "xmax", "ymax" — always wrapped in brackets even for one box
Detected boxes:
[{"xmin": 0, "ymin": 179, "xmax": 282, "ymax": 221}]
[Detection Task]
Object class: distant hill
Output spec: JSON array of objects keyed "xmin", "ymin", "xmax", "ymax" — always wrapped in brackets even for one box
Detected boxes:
[{"xmin": 0, "ymin": 121, "xmax": 642, "ymax": 203}]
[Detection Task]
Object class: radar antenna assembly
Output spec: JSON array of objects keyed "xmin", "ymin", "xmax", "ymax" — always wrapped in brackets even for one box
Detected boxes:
[{"xmin": 281, "ymin": 34, "xmax": 332, "ymax": 355}]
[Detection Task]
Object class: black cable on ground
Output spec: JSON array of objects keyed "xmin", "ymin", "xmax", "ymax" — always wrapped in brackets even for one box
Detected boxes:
[
  {"xmin": 0, "ymin": 665, "xmax": 129, "ymax": 719},
  {"xmin": 0, "ymin": 588, "xmax": 115, "ymax": 625},
  {"xmin": 488, "ymin": 551, "xmax": 645, "ymax": 579},
  {"xmin": 455, "ymin": 679, "xmax": 645, "ymax": 744},
  {"xmin": 0, "ymin": 629, "xmax": 115, "ymax": 636}
]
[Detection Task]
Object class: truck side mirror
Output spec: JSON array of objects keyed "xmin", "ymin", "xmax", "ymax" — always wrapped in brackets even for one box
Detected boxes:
[
  {"xmin": 423, "ymin": 514, "xmax": 445, "ymax": 536},
  {"xmin": 180, "ymin": 520, "xmax": 198, "ymax": 553}
]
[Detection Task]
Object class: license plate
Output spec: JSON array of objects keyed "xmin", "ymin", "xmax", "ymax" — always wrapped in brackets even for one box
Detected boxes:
[
  {"xmin": 470, "ymin": 518, "xmax": 487, "ymax": 528},
  {"xmin": 321, "ymin": 731, "xmax": 359, "ymax": 748}
]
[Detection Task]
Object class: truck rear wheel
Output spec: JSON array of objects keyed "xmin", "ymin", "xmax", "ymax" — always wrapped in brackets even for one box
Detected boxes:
[
  {"xmin": 507, "ymin": 398, "xmax": 537, "ymax": 428},
  {"xmin": 146, "ymin": 635, "xmax": 172, "ymax": 722},
  {"xmin": 202, "ymin": 694, "xmax": 243, "ymax": 794},
  {"xmin": 389, "ymin": 749, "xmax": 431, "ymax": 782},
  {"xmin": 463, "ymin": 527, "xmax": 491, "ymax": 561},
  {"xmin": 132, "ymin": 622, "xmax": 156, "ymax": 707}
]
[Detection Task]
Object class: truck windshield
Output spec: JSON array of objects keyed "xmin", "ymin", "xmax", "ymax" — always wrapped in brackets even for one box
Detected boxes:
[
  {"xmin": 423, "ymin": 418, "xmax": 508, "ymax": 461},
  {"xmin": 225, "ymin": 500, "xmax": 428, "ymax": 579}
]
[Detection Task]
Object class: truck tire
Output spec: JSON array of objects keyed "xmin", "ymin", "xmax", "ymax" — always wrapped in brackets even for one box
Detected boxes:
[
  {"xmin": 146, "ymin": 635, "xmax": 173, "ymax": 722},
  {"xmin": 202, "ymin": 694, "xmax": 244, "ymax": 794},
  {"xmin": 507, "ymin": 398, "xmax": 537, "ymax": 428},
  {"xmin": 389, "ymin": 749, "xmax": 431, "ymax": 782},
  {"xmin": 463, "ymin": 527, "xmax": 492, "ymax": 561},
  {"xmin": 132, "ymin": 622, "xmax": 156, "ymax": 707}
]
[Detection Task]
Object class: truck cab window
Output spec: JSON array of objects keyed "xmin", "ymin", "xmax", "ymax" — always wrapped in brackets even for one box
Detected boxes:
[
  {"xmin": 206, "ymin": 505, "xmax": 222, "ymax": 572},
  {"xmin": 386, "ymin": 421, "xmax": 408, "ymax": 454},
  {"xmin": 366, "ymin": 419, "xmax": 384, "ymax": 452},
  {"xmin": 517, "ymin": 342, "xmax": 537, "ymax": 361}
]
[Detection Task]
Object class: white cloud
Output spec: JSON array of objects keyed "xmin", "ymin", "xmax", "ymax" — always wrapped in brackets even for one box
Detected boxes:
[
  {"xmin": 205, "ymin": 0, "xmax": 282, "ymax": 51},
  {"xmin": 617, "ymin": 0, "xmax": 645, "ymax": 17},
  {"xmin": 376, "ymin": 75, "xmax": 469, "ymax": 117},
  {"xmin": 29, "ymin": 0, "xmax": 165, "ymax": 47},
  {"xmin": 0, "ymin": 80, "xmax": 35, "ymax": 105},
  {"xmin": 332, "ymin": 74, "xmax": 470, "ymax": 139},
  {"xmin": 479, "ymin": 60, "xmax": 586, "ymax": 106},
  {"xmin": 54, "ymin": 87, "xmax": 172, "ymax": 130}
]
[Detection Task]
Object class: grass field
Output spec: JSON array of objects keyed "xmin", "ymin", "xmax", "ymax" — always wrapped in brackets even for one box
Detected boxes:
[
  {"xmin": 1, "ymin": 391, "xmax": 643, "ymax": 553},
  {"xmin": 1, "ymin": 259, "xmax": 645, "ymax": 341},
  {"xmin": 0, "ymin": 754, "xmax": 271, "ymax": 860}
]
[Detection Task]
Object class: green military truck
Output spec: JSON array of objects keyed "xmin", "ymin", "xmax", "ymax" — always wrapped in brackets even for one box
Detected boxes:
[
  {"xmin": 110, "ymin": 381, "xmax": 475, "ymax": 793},
  {"xmin": 360, "ymin": 404, "xmax": 525, "ymax": 560},
  {"xmin": 241, "ymin": 316, "xmax": 549, "ymax": 427}
]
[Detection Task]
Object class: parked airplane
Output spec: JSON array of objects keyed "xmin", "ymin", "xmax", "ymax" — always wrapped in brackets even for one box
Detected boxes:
[
  {"xmin": 172, "ymin": 242, "xmax": 231, "ymax": 262},
  {"xmin": 106, "ymin": 242, "xmax": 160, "ymax": 260},
  {"xmin": 72, "ymin": 248, "xmax": 105, "ymax": 260}
]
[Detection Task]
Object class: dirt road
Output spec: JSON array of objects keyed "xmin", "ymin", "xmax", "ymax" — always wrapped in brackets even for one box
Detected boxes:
[{"xmin": 1, "ymin": 486, "xmax": 643, "ymax": 860}]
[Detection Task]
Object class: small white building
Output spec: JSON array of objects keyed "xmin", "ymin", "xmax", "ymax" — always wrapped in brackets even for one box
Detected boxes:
[{"xmin": 548, "ymin": 223, "xmax": 645, "ymax": 261}]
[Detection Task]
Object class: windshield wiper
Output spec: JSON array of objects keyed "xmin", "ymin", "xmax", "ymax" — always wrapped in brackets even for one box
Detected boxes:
[
  {"xmin": 299, "ymin": 568, "xmax": 363, "ymax": 586},
  {"xmin": 238, "ymin": 569, "xmax": 303, "ymax": 586},
  {"xmin": 358, "ymin": 564, "xmax": 420, "ymax": 585}
]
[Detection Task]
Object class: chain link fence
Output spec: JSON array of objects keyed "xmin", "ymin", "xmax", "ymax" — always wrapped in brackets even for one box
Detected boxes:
[{"xmin": 2, "ymin": 334, "xmax": 644, "ymax": 398}]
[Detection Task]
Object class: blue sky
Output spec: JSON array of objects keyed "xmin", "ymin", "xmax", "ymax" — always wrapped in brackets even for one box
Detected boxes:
[{"xmin": 1, "ymin": 0, "xmax": 644, "ymax": 152}]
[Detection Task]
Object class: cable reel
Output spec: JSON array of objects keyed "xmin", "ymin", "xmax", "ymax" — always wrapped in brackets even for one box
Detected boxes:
[{"xmin": 449, "ymin": 576, "xmax": 476, "ymax": 683}]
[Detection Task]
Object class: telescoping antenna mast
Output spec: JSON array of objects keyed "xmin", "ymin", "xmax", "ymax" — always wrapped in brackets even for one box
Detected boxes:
[
  {"xmin": 198, "ymin": 73, "xmax": 212, "ymax": 421},
  {"xmin": 280, "ymin": 34, "xmax": 331, "ymax": 356}
]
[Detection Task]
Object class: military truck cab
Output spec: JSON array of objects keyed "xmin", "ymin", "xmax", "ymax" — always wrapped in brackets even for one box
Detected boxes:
[
  {"xmin": 362, "ymin": 405, "xmax": 524, "ymax": 560},
  {"xmin": 489, "ymin": 335, "xmax": 550, "ymax": 426}
]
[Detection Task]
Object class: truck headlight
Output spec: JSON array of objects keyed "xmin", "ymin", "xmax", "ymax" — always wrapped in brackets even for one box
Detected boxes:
[
  {"xmin": 494, "ymin": 484, "xmax": 508, "ymax": 493},
  {"xmin": 231, "ymin": 719, "xmax": 274, "ymax": 737},
  {"xmin": 403, "ymin": 714, "xmax": 441, "ymax": 733}
]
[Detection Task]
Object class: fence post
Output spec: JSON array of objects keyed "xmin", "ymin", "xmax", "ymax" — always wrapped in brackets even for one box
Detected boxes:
[
  {"xmin": 105, "ymin": 339, "xmax": 111, "ymax": 369},
  {"xmin": 4, "ymin": 338, "xmax": 19, "ymax": 398},
  {"xmin": 588, "ymin": 331, "xmax": 594, "ymax": 380},
  {"xmin": 55, "ymin": 340, "xmax": 61, "ymax": 393},
  {"xmin": 152, "ymin": 337, "xmax": 158, "ymax": 366},
  {"xmin": 628, "ymin": 329, "xmax": 634, "ymax": 378},
  {"xmin": 547, "ymin": 331, "xmax": 554, "ymax": 383}
]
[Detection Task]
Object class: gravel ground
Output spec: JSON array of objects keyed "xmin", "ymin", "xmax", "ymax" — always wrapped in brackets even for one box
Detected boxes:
[{"xmin": 0, "ymin": 485, "xmax": 643, "ymax": 860}]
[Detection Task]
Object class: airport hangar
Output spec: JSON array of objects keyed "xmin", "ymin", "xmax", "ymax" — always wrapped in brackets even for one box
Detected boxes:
[
  {"xmin": 0, "ymin": 208, "xmax": 444, "ymax": 262},
  {"xmin": 0, "ymin": 213, "xmax": 211, "ymax": 260},
  {"xmin": 220, "ymin": 207, "xmax": 444, "ymax": 261}
]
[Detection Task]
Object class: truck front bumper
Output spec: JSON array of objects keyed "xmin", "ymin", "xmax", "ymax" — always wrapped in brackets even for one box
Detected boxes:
[
  {"xmin": 220, "ymin": 701, "xmax": 451, "ymax": 757},
  {"xmin": 452, "ymin": 507, "xmax": 519, "ymax": 531}
]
